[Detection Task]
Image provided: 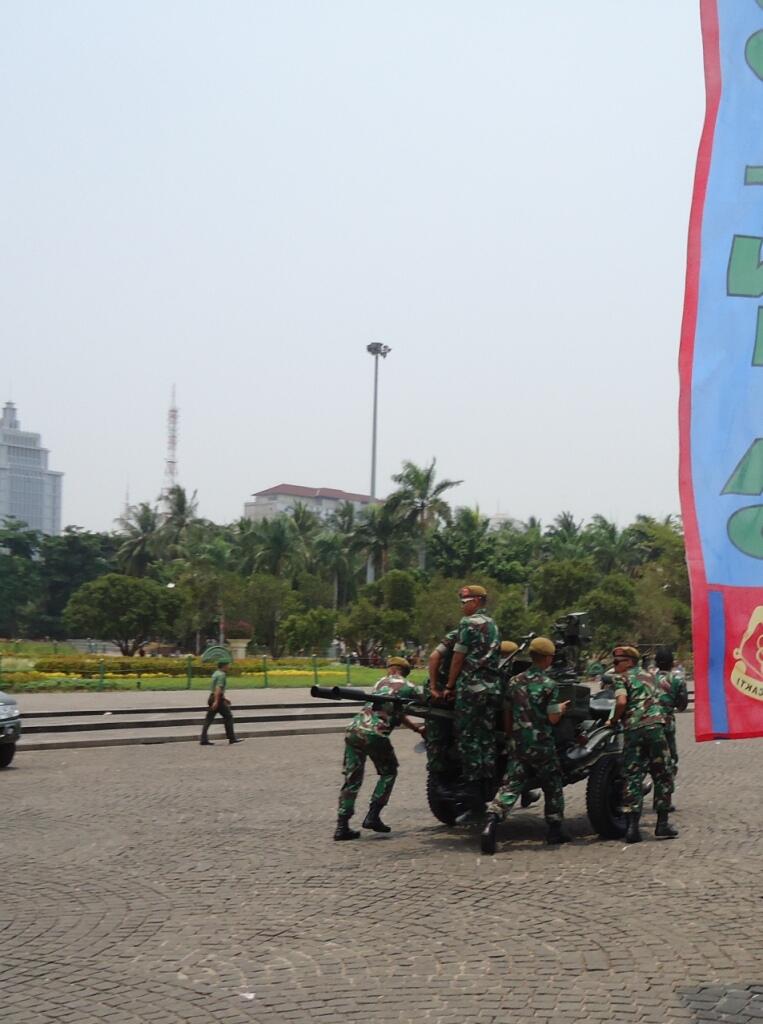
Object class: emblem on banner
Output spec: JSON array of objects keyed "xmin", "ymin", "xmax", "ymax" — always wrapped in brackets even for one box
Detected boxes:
[{"xmin": 731, "ymin": 605, "xmax": 763, "ymax": 701}]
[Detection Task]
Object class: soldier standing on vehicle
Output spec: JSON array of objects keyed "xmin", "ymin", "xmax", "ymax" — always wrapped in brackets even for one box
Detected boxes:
[
  {"xmin": 200, "ymin": 660, "xmax": 240, "ymax": 746},
  {"xmin": 481, "ymin": 636, "xmax": 571, "ymax": 853},
  {"xmin": 334, "ymin": 657, "xmax": 424, "ymax": 841},
  {"xmin": 607, "ymin": 645, "xmax": 677, "ymax": 843},
  {"xmin": 443, "ymin": 584, "xmax": 501, "ymax": 813},
  {"xmin": 653, "ymin": 646, "xmax": 689, "ymax": 792}
]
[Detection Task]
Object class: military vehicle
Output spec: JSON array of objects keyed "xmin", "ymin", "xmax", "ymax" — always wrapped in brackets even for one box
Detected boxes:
[{"xmin": 312, "ymin": 613, "xmax": 628, "ymax": 840}]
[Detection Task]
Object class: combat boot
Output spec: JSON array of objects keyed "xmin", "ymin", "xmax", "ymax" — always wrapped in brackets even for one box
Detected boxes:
[
  {"xmin": 520, "ymin": 789, "xmax": 541, "ymax": 809},
  {"xmin": 654, "ymin": 810, "xmax": 678, "ymax": 839},
  {"xmin": 546, "ymin": 821, "xmax": 571, "ymax": 845},
  {"xmin": 362, "ymin": 800, "xmax": 391, "ymax": 833},
  {"xmin": 624, "ymin": 812, "xmax": 642, "ymax": 844},
  {"xmin": 333, "ymin": 815, "xmax": 360, "ymax": 841},
  {"xmin": 480, "ymin": 812, "xmax": 500, "ymax": 855}
]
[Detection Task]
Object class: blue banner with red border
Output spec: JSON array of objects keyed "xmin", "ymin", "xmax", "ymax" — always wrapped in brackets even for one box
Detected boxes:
[{"xmin": 680, "ymin": 0, "xmax": 763, "ymax": 739}]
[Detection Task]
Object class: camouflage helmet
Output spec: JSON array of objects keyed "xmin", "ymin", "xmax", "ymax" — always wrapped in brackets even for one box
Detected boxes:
[{"xmin": 458, "ymin": 584, "xmax": 487, "ymax": 600}]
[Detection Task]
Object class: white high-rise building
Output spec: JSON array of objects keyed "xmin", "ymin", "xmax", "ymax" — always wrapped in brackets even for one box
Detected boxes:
[{"xmin": 0, "ymin": 401, "xmax": 63, "ymax": 534}]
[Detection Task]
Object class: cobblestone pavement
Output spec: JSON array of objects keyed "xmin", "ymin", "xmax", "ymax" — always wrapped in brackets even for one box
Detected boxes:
[{"xmin": 2, "ymin": 714, "xmax": 761, "ymax": 1023}]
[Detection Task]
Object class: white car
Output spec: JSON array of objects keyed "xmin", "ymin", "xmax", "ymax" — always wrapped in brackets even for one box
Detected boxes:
[{"xmin": 0, "ymin": 691, "xmax": 21, "ymax": 768}]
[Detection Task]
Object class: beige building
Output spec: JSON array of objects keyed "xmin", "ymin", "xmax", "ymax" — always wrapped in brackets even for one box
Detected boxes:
[{"xmin": 244, "ymin": 483, "xmax": 373, "ymax": 523}]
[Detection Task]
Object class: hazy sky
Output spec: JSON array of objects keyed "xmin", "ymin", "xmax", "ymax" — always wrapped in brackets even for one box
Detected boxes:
[{"xmin": 0, "ymin": 1, "xmax": 705, "ymax": 533}]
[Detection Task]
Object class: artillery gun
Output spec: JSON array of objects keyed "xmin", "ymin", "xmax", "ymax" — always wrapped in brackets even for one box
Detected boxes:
[{"xmin": 311, "ymin": 613, "xmax": 628, "ymax": 840}]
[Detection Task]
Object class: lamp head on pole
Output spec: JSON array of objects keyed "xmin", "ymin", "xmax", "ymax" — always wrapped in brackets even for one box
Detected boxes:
[{"xmin": 366, "ymin": 342, "xmax": 391, "ymax": 358}]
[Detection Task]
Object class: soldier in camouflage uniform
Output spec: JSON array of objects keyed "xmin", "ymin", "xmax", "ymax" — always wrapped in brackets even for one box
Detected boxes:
[
  {"xmin": 481, "ymin": 637, "xmax": 571, "ymax": 853},
  {"xmin": 443, "ymin": 584, "xmax": 501, "ymax": 811},
  {"xmin": 334, "ymin": 657, "xmax": 424, "ymax": 841},
  {"xmin": 607, "ymin": 645, "xmax": 677, "ymax": 843},
  {"xmin": 653, "ymin": 646, "xmax": 688, "ymax": 780},
  {"xmin": 426, "ymin": 630, "xmax": 458, "ymax": 782}
]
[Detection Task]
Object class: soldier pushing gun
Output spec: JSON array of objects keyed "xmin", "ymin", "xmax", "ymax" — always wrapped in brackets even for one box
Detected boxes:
[{"xmin": 334, "ymin": 656, "xmax": 424, "ymax": 841}]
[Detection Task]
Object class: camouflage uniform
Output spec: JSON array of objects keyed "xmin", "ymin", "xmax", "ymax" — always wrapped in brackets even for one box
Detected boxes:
[
  {"xmin": 338, "ymin": 674, "xmax": 421, "ymax": 817},
  {"xmin": 425, "ymin": 630, "xmax": 457, "ymax": 775},
  {"xmin": 616, "ymin": 668, "xmax": 673, "ymax": 814},
  {"xmin": 453, "ymin": 610, "xmax": 501, "ymax": 782},
  {"xmin": 653, "ymin": 669, "xmax": 689, "ymax": 776},
  {"xmin": 486, "ymin": 665, "xmax": 564, "ymax": 823}
]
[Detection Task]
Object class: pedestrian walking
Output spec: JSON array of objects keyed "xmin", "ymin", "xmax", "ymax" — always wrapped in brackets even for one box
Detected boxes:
[{"xmin": 200, "ymin": 660, "xmax": 241, "ymax": 746}]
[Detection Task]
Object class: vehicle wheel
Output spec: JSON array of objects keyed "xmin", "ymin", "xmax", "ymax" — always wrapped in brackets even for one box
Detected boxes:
[
  {"xmin": 586, "ymin": 755, "xmax": 626, "ymax": 839},
  {"xmin": 426, "ymin": 772, "xmax": 457, "ymax": 826},
  {"xmin": 0, "ymin": 744, "xmax": 16, "ymax": 769}
]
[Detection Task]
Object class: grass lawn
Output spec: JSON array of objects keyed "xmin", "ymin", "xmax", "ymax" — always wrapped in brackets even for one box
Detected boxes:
[{"xmin": 0, "ymin": 665, "xmax": 430, "ymax": 693}]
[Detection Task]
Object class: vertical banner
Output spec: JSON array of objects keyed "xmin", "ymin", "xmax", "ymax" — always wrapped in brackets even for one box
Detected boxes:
[{"xmin": 680, "ymin": 0, "xmax": 763, "ymax": 740}]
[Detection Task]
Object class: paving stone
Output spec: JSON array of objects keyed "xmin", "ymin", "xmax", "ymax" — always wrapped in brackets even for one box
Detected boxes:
[{"xmin": 2, "ymin": 717, "xmax": 763, "ymax": 1023}]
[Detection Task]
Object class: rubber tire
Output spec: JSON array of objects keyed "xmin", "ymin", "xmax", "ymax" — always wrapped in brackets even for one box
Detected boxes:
[
  {"xmin": 586, "ymin": 755, "xmax": 626, "ymax": 839},
  {"xmin": 426, "ymin": 772, "xmax": 458, "ymax": 826},
  {"xmin": 0, "ymin": 744, "xmax": 16, "ymax": 769}
]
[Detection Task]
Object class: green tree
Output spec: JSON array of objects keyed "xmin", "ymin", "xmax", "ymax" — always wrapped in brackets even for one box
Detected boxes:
[
  {"xmin": 0, "ymin": 519, "xmax": 42, "ymax": 635},
  {"xmin": 379, "ymin": 569, "xmax": 417, "ymax": 613},
  {"xmin": 336, "ymin": 598, "xmax": 411, "ymax": 661},
  {"xmin": 579, "ymin": 573, "xmax": 637, "ymax": 649},
  {"xmin": 116, "ymin": 502, "xmax": 161, "ymax": 577},
  {"xmin": 430, "ymin": 507, "xmax": 491, "ymax": 576},
  {"xmin": 157, "ymin": 485, "xmax": 199, "ymax": 559},
  {"xmin": 247, "ymin": 573, "xmax": 296, "ymax": 657},
  {"xmin": 32, "ymin": 528, "xmax": 117, "ymax": 637},
  {"xmin": 354, "ymin": 502, "xmax": 406, "ymax": 581},
  {"xmin": 493, "ymin": 585, "xmax": 540, "ymax": 640},
  {"xmin": 530, "ymin": 558, "xmax": 597, "ymax": 615},
  {"xmin": 388, "ymin": 458, "xmax": 461, "ymax": 570},
  {"xmin": 282, "ymin": 607, "xmax": 336, "ymax": 654},
  {"xmin": 63, "ymin": 574, "xmax": 179, "ymax": 655}
]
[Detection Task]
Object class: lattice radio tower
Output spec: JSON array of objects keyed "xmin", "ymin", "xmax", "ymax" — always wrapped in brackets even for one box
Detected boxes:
[{"xmin": 162, "ymin": 385, "xmax": 179, "ymax": 507}]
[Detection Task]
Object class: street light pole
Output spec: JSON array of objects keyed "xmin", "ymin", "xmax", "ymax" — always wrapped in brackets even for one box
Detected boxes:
[{"xmin": 366, "ymin": 342, "xmax": 391, "ymax": 499}]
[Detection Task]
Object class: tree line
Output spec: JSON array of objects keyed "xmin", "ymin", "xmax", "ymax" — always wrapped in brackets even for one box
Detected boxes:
[{"xmin": 0, "ymin": 460, "xmax": 691, "ymax": 659}]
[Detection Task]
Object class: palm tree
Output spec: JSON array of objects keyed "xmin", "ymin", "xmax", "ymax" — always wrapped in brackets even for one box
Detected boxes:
[
  {"xmin": 581, "ymin": 515, "xmax": 639, "ymax": 575},
  {"xmin": 388, "ymin": 459, "xmax": 462, "ymax": 570},
  {"xmin": 353, "ymin": 502, "xmax": 406, "ymax": 580},
  {"xmin": 115, "ymin": 502, "xmax": 160, "ymax": 577},
  {"xmin": 289, "ymin": 502, "xmax": 321, "ymax": 571},
  {"xmin": 543, "ymin": 511, "xmax": 583, "ymax": 559},
  {"xmin": 249, "ymin": 516, "xmax": 301, "ymax": 577},
  {"xmin": 430, "ymin": 506, "xmax": 491, "ymax": 576},
  {"xmin": 158, "ymin": 485, "xmax": 199, "ymax": 559}
]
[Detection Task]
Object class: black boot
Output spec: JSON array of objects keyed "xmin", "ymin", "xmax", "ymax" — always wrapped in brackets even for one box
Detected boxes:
[
  {"xmin": 229, "ymin": 738, "xmax": 242, "ymax": 744},
  {"xmin": 655, "ymin": 810, "xmax": 678, "ymax": 839},
  {"xmin": 362, "ymin": 800, "xmax": 391, "ymax": 833},
  {"xmin": 200, "ymin": 737, "xmax": 214, "ymax": 746},
  {"xmin": 480, "ymin": 812, "xmax": 499, "ymax": 855},
  {"xmin": 546, "ymin": 821, "xmax": 571, "ymax": 845},
  {"xmin": 520, "ymin": 789, "xmax": 541, "ymax": 809},
  {"xmin": 625, "ymin": 812, "xmax": 642, "ymax": 844},
  {"xmin": 333, "ymin": 815, "xmax": 360, "ymax": 841}
]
